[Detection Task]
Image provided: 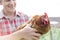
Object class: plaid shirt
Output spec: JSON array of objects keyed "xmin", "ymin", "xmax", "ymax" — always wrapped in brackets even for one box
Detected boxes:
[{"xmin": 0, "ymin": 11, "xmax": 29, "ymax": 36}]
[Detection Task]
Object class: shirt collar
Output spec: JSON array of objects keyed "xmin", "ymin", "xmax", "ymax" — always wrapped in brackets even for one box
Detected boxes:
[
  {"xmin": 0, "ymin": 10, "xmax": 16, "ymax": 19},
  {"xmin": 0, "ymin": 10, "xmax": 5, "ymax": 18}
]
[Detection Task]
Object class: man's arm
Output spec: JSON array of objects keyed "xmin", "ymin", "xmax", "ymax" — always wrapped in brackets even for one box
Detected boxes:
[
  {"xmin": 0, "ymin": 35, "xmax": 10, "ymax": 40},
  {"xmin": 0, "ymin": 24, "xmax": 41, "ymax": 40}
]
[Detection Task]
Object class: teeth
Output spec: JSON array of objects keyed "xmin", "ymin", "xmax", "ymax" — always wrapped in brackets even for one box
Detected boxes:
[{"xmin": 8, "ymin": 5, "xmax": 13, "ymax": 8}]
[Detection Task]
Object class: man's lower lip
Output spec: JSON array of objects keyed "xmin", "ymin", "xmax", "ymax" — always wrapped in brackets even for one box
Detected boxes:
[
  {"xmin": 8, "ymin": 6, "xmax": 13, "ymax": 8},
  {"xmin": 8, "ymin": 7, "xmax": 13, "ymax": 9}
]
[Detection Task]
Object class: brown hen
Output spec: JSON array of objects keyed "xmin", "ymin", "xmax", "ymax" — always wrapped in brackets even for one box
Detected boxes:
[{"xmin": 16, "ymin": 13, "xmax": 50, "ymax": 35}]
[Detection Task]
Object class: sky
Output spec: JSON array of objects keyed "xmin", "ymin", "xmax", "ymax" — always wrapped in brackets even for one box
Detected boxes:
[{"xmin": 0, "ymin": 0, "xmax": 60, "ymax": 17}]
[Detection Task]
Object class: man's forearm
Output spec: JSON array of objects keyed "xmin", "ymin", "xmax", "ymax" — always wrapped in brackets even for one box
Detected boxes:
[
  {"xmin": 8, "ymin": 30, "xmax": 25, "ymax": 40},
  {"xmin": 0, "ymin": 34, "xmax": 21, "ymax": 40},
  {"xmin": 0, "ymin": 35, "xmax": 10, "ymax": 40},
  {"xmin": 0, "ymin": 32, "xmax": 21, "ymax": 40}
]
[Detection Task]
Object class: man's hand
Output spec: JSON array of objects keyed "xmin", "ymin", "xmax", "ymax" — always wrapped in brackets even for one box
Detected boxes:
[
  {"xmin": 19, "ymin": 24, "xmax": 41, "ymax": 40},
  {"xmin": 10, "ymin": 24, "xmax": 41, "ymax": 40}
]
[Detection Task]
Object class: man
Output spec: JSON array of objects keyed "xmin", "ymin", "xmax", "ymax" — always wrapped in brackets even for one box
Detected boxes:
[
  {"xmin": 0, "ymin": 0, "xmax": 2, "ymax": 5},
  {"xmin": 0, "ymin": 0, "xmax": 40, "ymax": 40}
]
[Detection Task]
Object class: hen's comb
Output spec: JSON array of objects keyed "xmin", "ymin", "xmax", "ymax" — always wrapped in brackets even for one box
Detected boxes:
[
  {"xmin": 41, "ymin": 12, "xmax": 49, "ymax": 25},
  {"xmin": 44, "ymin": 12, "xmax": 48, "ymax": 18}
]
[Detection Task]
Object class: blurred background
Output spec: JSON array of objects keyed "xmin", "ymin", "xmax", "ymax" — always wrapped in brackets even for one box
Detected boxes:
[
  {"xmin": 0, "ymin": 0, "xmax": 60, "ymax": 17},
  {"xmin": 0, "ymin": 0, "xmax": 60, "ymax": 40},
  {"xmin": 16, "ymin": 0, "xmax": 60, "ymax": 17}
]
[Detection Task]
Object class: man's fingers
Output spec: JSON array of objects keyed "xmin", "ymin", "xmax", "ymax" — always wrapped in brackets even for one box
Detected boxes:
[
  {"xmin": 26, "ymin": 38, "xmax": 32, "ymax": 40},
  {"xmin": 25, "ymin": 24, "xmax": 32, "ymax": 28},
  {"xmin": 31, "ymin": 33, "xmax": 41, "ymax": 38},
  {"xmin": 32, "ymin": 36, "xmax": 40, "ymax": 40},
  {"xmin": 24, "ymin": 24, "xmax": 37, "ymax": 32}
]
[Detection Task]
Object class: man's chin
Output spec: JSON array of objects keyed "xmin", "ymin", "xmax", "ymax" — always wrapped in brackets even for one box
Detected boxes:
[{"xmin": 8, "ymin": 9, "xmax": 15, "ymax": 12}]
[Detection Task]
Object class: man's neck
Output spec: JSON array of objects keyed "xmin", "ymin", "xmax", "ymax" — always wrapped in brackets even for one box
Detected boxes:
[{"xmin": 3, "ymin": 9, "xmax": 15, "ymax": 17}]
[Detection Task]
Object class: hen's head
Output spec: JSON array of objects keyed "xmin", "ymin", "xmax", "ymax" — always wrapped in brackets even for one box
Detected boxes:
[{"xmin": 31, "ymin": 13, "xmax": 50, "ymax": 35}]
